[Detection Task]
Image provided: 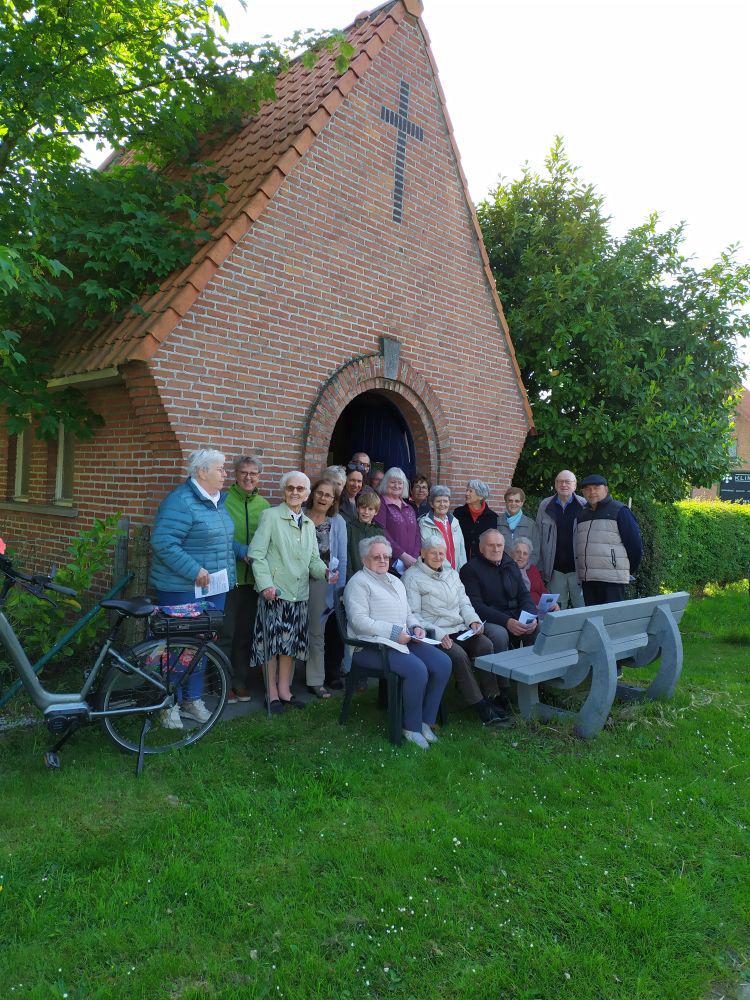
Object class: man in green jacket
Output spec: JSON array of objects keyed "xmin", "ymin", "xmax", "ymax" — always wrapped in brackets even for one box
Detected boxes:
[{"xmin": 219, "ymin": 455, "xmax": 270, "ymax": 702}]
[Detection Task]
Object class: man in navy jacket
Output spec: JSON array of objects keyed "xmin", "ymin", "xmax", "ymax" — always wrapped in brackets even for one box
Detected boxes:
[{"xmin": 459, "ymin": 529, "xmax": 539, "ymax": 651}]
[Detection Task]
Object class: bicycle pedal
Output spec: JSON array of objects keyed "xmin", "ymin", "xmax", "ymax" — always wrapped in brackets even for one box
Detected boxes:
[{"xmin": 44, "ymin": 751, "xmax": 61, "ymax": 770}]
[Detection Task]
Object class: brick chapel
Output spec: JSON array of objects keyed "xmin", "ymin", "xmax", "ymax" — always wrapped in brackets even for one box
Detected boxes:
[{"xmin": 0, "ymin": 0, "xmax": 533, "ymax": 569}]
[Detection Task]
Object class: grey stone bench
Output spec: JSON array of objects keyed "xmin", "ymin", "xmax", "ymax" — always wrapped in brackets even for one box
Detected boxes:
[{"xmin": 474, "ymin": 592, "xmax": 690, "ymax": 739}]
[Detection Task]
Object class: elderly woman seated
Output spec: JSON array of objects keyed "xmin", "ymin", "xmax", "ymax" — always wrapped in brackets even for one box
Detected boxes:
[
  {"xmin": 509, "ymin": 536, "xmax": 559, "ymax": 611},
  {"xmin": 403, "ymin": 536, "xmax": 513, "ymax": 727},
  {"xmin": 418, "ymin": 485, "xmax": 467, "ymax": 570},
  {"xmin": 344, "ymin": 536, "xmax": 452, "ymax": 749}
]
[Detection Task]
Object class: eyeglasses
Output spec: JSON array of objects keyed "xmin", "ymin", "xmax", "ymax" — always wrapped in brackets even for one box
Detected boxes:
[
  {"xmin": 238, "ymin": 471, "xmax": 258, "ymax": 478},
  {"xmin": 315, "ymin": 491, "xmax": 334, "ymax": 500},
  {"xmin": 369, "ymin": 553, "xmax": 390, "ymax": 560},
  {"xmin": 285, "ymin": 485, "xmax": 307, "ymax": 492}
]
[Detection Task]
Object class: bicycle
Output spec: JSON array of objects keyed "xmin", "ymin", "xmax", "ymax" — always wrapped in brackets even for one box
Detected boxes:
[{"xmin": 0, "ymin": 541, "xmax": 230, "ymax": 774}]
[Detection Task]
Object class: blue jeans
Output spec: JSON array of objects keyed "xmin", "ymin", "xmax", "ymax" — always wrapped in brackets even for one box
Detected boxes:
[
  {"xmin": 154, "ymin": 590, "xmax": 226, "ymax": 701},
  {"xmin": 351, "ymin": 641, "xmax": 452, "ymax": 731}
]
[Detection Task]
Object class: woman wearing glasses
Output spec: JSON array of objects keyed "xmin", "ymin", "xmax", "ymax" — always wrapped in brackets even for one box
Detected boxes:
[
  {"xmin": 302, "ymin": 478, "xmax": 347, "ymax": 698},
  {"xmin": 344, "ymin": 535, "xmax": 451, "ymax": 749},
  {"xmin": 374, "ymin": 466, "xmax": 422, "ymax": 575},
  {"xmin": 150, "ymin": 448, "xmax": 235, "ymax": 729},
  {"xmin": 249, "ymin": 471, "xmax": 330, "ymax": 713}
]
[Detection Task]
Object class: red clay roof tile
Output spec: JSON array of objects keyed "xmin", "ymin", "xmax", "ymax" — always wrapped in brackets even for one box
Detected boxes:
[{"xmin": 50, "ymin": 0, "xmax": 532, "ymax": 431}]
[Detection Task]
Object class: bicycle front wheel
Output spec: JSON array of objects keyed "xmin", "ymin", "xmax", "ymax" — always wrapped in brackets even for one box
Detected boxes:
[{"xmin": 96, "ymin": 637, "xmax": 230, "ymax": 754}]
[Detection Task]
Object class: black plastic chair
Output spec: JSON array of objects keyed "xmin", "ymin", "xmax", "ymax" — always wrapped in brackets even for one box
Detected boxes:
[{"xmin": 334, "ymin": 595, "xmax": 404, "ymax": 746}]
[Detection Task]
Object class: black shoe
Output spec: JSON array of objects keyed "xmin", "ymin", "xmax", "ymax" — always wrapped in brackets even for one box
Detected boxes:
[
  {"xmin": 475, "ymin": 700, "xmax": 514, "ymax": 729},
  {"xmin": 492, "ymin": 691, "xmax": 512, "ymax": 712},
  {"xmin": 326, "ymin": 677, "xmax": 344, "ymax": 690},
  {"xmin": 279, "ymin": 695, "xmax": 306, "ymax": 709}
]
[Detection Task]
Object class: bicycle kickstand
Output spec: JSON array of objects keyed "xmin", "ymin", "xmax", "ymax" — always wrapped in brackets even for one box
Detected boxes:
[
  {"xmin": 135, "ymin": 715, "xmax": 153, "ymax": 777},
  {"xmin": 44, "ymin": 724, "xmax": 76, "ymax": 770}
]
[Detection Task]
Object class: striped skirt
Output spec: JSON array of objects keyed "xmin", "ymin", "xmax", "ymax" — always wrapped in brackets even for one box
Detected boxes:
[{"xmin": 252, "ymin": 596, "xmax": 309, "ymax": 665}]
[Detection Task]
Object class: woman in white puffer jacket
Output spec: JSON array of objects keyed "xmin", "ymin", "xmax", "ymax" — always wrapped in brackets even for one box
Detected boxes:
[{"xmin": 402, "ymin": 535, "xmax": 513, "ymax": 728}]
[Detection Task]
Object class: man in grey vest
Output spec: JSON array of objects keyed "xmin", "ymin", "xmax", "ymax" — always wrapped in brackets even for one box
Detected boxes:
[{"xmin": 575, "ymin": 475, "xmax": 643, "ymax": 605}]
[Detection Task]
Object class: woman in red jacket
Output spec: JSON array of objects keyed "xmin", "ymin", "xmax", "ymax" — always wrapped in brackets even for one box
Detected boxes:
[{"xmin": 509, "ymin": 537, "xmax": 559, "ymax": 610}]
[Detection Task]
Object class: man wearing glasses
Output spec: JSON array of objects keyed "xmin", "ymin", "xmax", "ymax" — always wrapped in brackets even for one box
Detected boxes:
[
  {"xmin": 535, "ymin": 469, "xmax": 585, "ymax": 609},
  {"xmin": 220, "ymin": 455, "xmax": 270, "ymax": 703}
]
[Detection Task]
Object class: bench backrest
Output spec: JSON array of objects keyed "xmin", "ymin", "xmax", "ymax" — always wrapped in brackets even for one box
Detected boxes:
[{"xmin": 533, "ymin": 592, "xmax": 690, "ymax": 655}]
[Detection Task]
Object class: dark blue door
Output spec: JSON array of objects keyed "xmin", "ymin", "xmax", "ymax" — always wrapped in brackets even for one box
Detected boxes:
[{"xmin": 329, "ymin": 392, "xmax": 416, "ymax": 479}]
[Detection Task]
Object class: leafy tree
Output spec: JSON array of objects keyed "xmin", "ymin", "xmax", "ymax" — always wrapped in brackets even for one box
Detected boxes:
[
  {"xmin": 0, "ymin": 0, "xmax": 351, "ymax": 438},
  {"xmin": 478, "ymin": 139, "xmax": 750, "ymax": 502}
]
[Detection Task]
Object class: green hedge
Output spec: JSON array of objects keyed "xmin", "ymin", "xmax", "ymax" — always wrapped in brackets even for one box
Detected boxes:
[
  {"xmin": 632, "ymin": 497, "xmax": 750, "ymax": 595},
  {"xmin": 520, "ymin": 493, "xmax": 750, "ymax": 595}
]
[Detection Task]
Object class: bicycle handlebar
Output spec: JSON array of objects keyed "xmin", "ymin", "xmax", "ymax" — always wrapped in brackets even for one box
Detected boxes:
[{"xmin": 0, "ymin": 552, "xmax": 78, "ymax": 599}]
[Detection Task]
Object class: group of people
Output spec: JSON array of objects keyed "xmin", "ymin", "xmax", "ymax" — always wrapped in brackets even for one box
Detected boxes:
[{"xmin": 149, "ymin": 450, "xmax": 643, "ymax": 746}]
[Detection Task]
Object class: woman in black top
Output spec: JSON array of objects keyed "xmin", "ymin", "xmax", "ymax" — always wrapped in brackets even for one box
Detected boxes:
[{"xmin": 453, "ymin": 479, "xmax": 500, "ymax": 561}]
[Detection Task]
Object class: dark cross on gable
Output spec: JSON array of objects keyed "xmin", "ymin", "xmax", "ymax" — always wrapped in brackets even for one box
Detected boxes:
[{"xmin": 380, "ymin": 80, "xmax": 424, "ymax": 224}]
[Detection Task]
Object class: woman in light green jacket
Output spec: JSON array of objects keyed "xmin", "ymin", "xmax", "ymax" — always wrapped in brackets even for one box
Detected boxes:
[{"xmin": 249, "ymin": 471, "xmax": 330, "ymax": 713}]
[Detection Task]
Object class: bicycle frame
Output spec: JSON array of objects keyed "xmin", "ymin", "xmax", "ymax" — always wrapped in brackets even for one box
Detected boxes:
[{"xmin": 0, "ymin": 573, "xmax": 219, "ymax": 720}]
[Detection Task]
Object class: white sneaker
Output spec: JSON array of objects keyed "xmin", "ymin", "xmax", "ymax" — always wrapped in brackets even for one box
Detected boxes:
[
  {"xmin": 181, "ymin": 699, "xmax": 211, "ymax": 723},
  {"xmin": 421, "ymin": 723, "xmax": 439, "ymax": 744},
  {"xmin": 402, "ymin": 729, "xmax": 430, "ymax": 749},
  {"xmin": 160, "ymin": 704, "xmax": 183, "ymax": 730}
]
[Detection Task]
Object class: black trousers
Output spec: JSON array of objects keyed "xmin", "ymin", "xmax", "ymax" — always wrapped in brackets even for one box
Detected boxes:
[
  {"xmin": 218, "ymin": 584, "xmax": 258, "ymax": 689},
  {"xmin": 582, "ymin": 581, "xmax": 626, "ymax": 606}
]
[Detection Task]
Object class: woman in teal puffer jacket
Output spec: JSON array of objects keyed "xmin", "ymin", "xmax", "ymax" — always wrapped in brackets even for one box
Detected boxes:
[{"xmin": 150, "ymin": 448, "xmax": 235, "ymax": 729}]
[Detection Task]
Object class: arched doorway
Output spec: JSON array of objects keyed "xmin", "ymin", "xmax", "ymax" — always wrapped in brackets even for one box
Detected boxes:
[{"xmin": 328, "ymin": 390, "xmax": 416, "ymax": 478}]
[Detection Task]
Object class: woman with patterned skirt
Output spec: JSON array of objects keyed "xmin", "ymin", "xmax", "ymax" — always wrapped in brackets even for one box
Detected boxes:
[{"xmin": 249, "ymin": 471, "xmax": 329, "ymax": 713}]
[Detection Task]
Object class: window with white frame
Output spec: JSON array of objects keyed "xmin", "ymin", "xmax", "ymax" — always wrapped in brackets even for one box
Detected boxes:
[
  {"xmin": 54, "ymin": 423, "xmax": 75, "ymax": 503},
  {"xmin": 13, "ymin": 429, "xmax": 30, "ymax": 500}
]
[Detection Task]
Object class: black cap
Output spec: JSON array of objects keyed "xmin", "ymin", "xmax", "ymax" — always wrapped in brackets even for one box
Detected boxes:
[{"xmin": 579, "ymin": 474, "xmax": 608, "ymax": 488}]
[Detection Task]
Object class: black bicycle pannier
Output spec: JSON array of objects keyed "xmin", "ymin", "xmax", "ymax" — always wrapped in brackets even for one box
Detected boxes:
[{"xmin": 150, "ymin": 601, "xmax": 224, "ymax": 638}]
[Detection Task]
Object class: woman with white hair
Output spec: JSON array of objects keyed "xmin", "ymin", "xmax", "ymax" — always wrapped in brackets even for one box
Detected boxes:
[
  {"xmin": 344, "ymin": 535, "xmax": 452, "ymax": 749},
  {"xmin": 452, "ymin": 479, "xmax": 500, "ymax": 561},
  {"xmin": 418, "ymin": 485, "xmax": 467, "ymax": 570},
  {"xmin": 249, "ymin": 471, "xmax": 329, "ymax": 713},
  {"xmin": 150, "ymin": 448, "xmax": 235, "ymax": 729},
  {"xmin": 373, "ymin": 466, "xmax": 422, "ymax": 574},
  {"xmin": 403, "ymin": 535, "xmax": 512, "ymax": 727}
]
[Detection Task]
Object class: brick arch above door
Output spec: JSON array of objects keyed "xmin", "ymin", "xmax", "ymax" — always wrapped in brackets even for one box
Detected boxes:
[{"xmin": 302, "ymin": 353, "xmax": 451, "ymax": 482}]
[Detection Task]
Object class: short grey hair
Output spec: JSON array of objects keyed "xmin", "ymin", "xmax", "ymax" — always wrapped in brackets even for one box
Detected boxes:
[
  {"xmin": 324, "ymin": 465, "xmax": 347, "ymax": 486},
  {"xmin": 429, "ymin": 485, "xmax": 451, "ymax": 503},
  {"xmin": 467, "ymin": 479, "xmax": 490, "ymax": 501},
  {"xmin": 421, "ymin": 533, "xmax": 447, "ymax": 553},
  {"xmin": 510, "ymin": 535, "xmax": 534, "ymax": 555},
  {"xmin": 234, "ymin": 454, "xmax": 263, "ymax": 473},
  {"xmin": 359, "ymin": 534, "xmax": 392, "ymax": 559},
  {"xmin": 279, "ymin": 470, "xmax": 311, "ymax": 492},
  {"xmin": 380, "ymin": 467, "xmax": 409, "ymax": 499},
  {"xmin": 478, "ymin": 528, "xmax": 503, "ymax": 545},
  {"xmin": 187, "ymin": 448, "xmax": 225, "ymax": 477}
]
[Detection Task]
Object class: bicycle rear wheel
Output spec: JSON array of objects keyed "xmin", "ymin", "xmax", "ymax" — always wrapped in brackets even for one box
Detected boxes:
[{"xmin": 96, "ymin": 637, "xmax": 229, "ymax": 754}]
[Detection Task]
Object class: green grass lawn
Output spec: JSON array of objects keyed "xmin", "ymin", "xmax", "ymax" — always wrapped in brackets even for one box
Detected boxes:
[{"xmin": 1, "ymin": 586, "xmax": 749, "ymax": 999}]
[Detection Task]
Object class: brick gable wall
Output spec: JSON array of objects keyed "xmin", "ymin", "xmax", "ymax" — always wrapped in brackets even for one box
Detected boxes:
[
  {"xmin": 149, "ymin": 15, "xmax": 529, "ymax": 490},
  {"xmin": 0, "ymin": 15, "xmax": 531, "ymax": 572}
]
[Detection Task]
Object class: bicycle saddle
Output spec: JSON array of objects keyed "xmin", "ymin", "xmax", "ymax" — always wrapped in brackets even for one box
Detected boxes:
[{"xmin": 100, "ymin": 598, "xmax": 157, "ymax": 618}]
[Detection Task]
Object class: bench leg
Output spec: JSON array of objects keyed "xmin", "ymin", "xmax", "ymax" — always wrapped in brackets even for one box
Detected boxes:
[
  {"xmin": 517, "ymin": 683, "xmax": 571, "ymax": 724},
  {"xmin": 617, "ymin": 604, "xmax": 683, "ymax": 702},
  {"xmin": 575, "ymin": 617, "xmax": 618, "ymax": 739}
]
